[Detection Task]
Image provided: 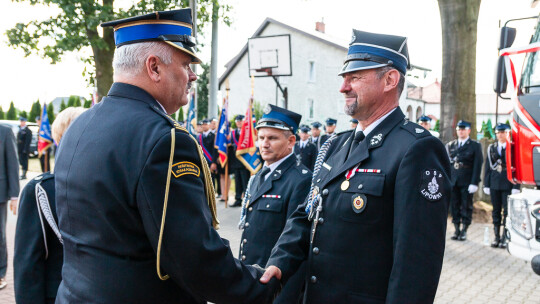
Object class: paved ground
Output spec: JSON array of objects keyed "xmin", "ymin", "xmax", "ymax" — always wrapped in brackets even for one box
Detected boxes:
[{"xmin": 1, "ymin": 178, "xmax": 539, "ymax": 303}]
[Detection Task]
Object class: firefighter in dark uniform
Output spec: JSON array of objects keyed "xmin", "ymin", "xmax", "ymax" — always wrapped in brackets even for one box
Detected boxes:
[
  {"xmin": 350, "ymin": 118, "xmax": 358, "ymax": 129},
  {"xmin": 229, "ymin": 115, "xmax": 250, "ymax": 207},
  {"xmin": 17, "ymin": 117, "xmax": 32, "ymax": 180},
  {"xmin": 324, "ymin": 118, "xmax": 337, "ymax": 138},
  {"xmin": 446, "ymin": 120, "xmax": 483, "ymax": 241},
  {"xmin": 294, "ymin": 125, "xmax": 317, "ymax": 170},
  {"xmin": 14, "ymin": 108, "xmax": 86, "ymax": 304},
  {"xmin": 54, "ymin": 9, "xmax": 278, "ymax": 303},
  {"xmin": 261, "ymin": 29, "xmax": 451, "ymax": 303},
  {"xmin": 239, "ymin": 104, "xmax": 311, "ymax": 304},
  {"xmin": 199, "ymin": 119, "xmax": 221, "ymax": 198},
  {"xmin": 483, "ymin": 123, "xmax": 520, "ymax": 248},
  {"xmin": 310, "ymin": 122, "xmax": 327, "ymax": 151}
]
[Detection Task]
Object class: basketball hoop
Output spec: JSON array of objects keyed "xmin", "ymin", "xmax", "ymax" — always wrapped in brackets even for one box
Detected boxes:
[{"xmin": 255, "ymin": 68, "xmax": 273, "ymax": 76}]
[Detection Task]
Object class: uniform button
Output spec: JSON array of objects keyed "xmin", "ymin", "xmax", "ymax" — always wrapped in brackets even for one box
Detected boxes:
[
  {"xmin": 248, "ymin": 207, "xmax": 253, "ymax": 212},
  {"xmin": 358, "ymin": 184, "xmax": 363, "ymax": 190},
  {"xmin": 322, "ymin": 189, "xmax": 329, "ymax": 196},
  {"xmin": 241, "ymin": 255, "xmax": 246, "ymax": 261},
  {"xmin": 317, "ymin": 178, "xmax": 321, "ymax": 183},
  {"xmin": 245, "ymin": 222, "xmax": 250, "ymax": 228},
  {"xmin": 266, "ymin": 204, "xmax": 270, "ymax": 208},
  {"xmin": 310, "ymin": 276, "xmax": 317, "ymax": 283},
  {"xmin": 313, "ymin": 247, "xmax": 320, "ymax": 254},
  {"xmin": 243, "ymin": 239, "xmax": 247, "ymax": 244},
  {"xmin": 318, "ymin": 218, "xmax": 324, "ymax": 224}
]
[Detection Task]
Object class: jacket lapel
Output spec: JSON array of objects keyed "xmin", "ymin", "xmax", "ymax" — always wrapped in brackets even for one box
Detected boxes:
[
  {"xmin": 322, "ymin": 108, "xmax": 405, "ymax": 187},
  {"xmin": 249, "ymin": 154, "xmax": 296, "ymax": 204}
]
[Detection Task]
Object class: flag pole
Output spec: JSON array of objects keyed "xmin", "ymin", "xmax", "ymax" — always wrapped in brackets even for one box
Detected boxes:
[{"xmin": 224, "ymin": 84, "xmax": 230, "ymax": 207}]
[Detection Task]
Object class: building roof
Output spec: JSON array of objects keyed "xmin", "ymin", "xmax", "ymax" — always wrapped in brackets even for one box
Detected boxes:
[{"xmin": 407, "ymin": 80, "xmax": 441, "ymax": 104}]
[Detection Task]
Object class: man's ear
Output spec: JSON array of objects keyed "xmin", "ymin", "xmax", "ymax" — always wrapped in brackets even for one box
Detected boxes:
[
  {"xmin": 383, "ymin": 69, "xmax": 400, "ymax": 93},
  {"xmin": 146, "ymin": 55, "xmax": 161, "ymax": 83}
]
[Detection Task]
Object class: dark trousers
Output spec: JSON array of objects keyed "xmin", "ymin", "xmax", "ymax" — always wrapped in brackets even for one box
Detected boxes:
[
  {"xmin": 18, "ymin": 153, "xmax": 28, "ymax": 172},
  {"xmin": 491, "ymin": 189, "xmax": 510, "ymax": 227},
  {"xmin": 212, "ymin": 173, "xmax": 221, "ymax": 195},
  {"xmin": 233, "ymin": 168, "xmax": 250, "ymax": 202},
  {"xmin": 451, "ymin": 185, "xmax": 473, "ymax": 225},
  {"xmin": 40, "ymin": 149, "xmax": 51, "ymax": 172},
  {"xmin": 0, "ymin": 202, "xmax": 7, "ymax": 278}
]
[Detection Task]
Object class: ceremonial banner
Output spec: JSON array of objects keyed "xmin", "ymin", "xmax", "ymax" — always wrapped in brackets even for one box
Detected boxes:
[
  {"xmin": 214, "ymin": 97, "xmax": 230, "ymax": 168},
  {"xmin": 186, "ymin": 92, "xmax": 197, "ymax": 136},
  {"xmin": 38, "ymin": 104, "xmax": 53, "ymax": 157},
  {"xmin": 236, "ymin": 97, "xmax": 262, "ymax": 174}
]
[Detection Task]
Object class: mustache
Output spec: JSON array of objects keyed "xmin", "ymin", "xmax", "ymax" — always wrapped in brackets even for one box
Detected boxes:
[{"xmin": 186, "ymin": 82, "xmax": 192, "ymax": 90}]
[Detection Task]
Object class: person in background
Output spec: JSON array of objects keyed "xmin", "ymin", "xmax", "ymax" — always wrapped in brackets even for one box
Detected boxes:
[
  {"xmin": 17, "ymin": 116, "xmax": 32, "ymax": 180},
  {"xmin": 324, "ymin": 118, "xmax": 337, "ymax": 138},
  {"xmin": 350, "ymin": 118, "xmax": 358, "ymax": 129},
  {"xmin": 210, "ymin": 117, "xmax": 218, "ymax": 134},
  {"xmin": 239, "ymin": 104, "xmax": 311, "ymax": 304},
  {"xmin": 310, "ymin": 122, "xmax": 326, "ymax": 151},
  {"xmin": 418, "ymin": 115, "xmax": 440, "ymax": 138},
  {"xmin": 294, "ymin": 125, "xmax": 316, "ymax": 170},
  {"xmin": 14, "ymin": 107, "xmax": 86, "ymax": 304},
  {"xmin": 483, "ymin": 123, "xmax": 520, "ymax": 248},
  {"xmin": 36, "ymin": 116, "xmax": 52, "ymax": 172},
  {"xmin": 446, "ymin": 120, "xmax": 483, "ymax": 241},
  {"xmin": 0, "ymin": 123, "xmax": 19, "ymax": 290},
  {"xmin": 229, "ymin": 115, "xmax": 250, "ymax": 207}
]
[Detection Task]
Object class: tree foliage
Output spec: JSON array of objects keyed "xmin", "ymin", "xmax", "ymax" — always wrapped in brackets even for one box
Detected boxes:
[
  {"xmin": 84, "ymin": 99, "xmax": 92, "ymax": 108},
  {"xmin": 47, "ymin": 103, "xmax": 55, "ymax": 123},
  {"xmin": 60, "ymin": 100, "xmax": 67, "ymax": 112},
  {"xmin": 6, "ymin": 0, "xmax": 232, "ymax": 101},
  {"xmin": 197, "ymin": 62, "xmax": 210, "ymax": 120},
  {"xmin": 6, "ymin": 102, "xmax": 17, "ymax": 120},
  {"xmin": 178, "ymin": 107, "xmax": 185, "ymax": 122},
  {"xmin": 0, "ymin": 107, "xmax": 4, "ymax": 120},
  {"xmin": 19, "ymin": 110, "xmax": 28, "ymax": 119},
  {"xmin": 29, "ymin": 100, "xmax": 42, "ymax": 122}
]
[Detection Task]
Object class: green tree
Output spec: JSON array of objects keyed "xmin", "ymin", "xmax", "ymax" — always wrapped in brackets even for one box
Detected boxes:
[
  {"xmin": 29, "ymin": 100, "xmax": 42, "ymax": 122},
  {"xmin": 197, "ymin": 62, "xmax": 210, "ymax": 120},
  {"xmin": 47, "ymin": 103, "xmax": 55, "ymax": 123},
  {"xmin": 505, "ymin": 119, "xmax": 510, "ymax": 126},
  {"xmin": 433, "ymin": 119, "xmax": 440, "ymax": 132},
  {"xmin": 438, "ymin": 0, "xmax": 481, "ymax": 142},
  {"xmin": 19, "ymin": 110, "xmax": 28, "ymax": 119},
  {"xmin": 84, "ymin": 99, "xmax": 92, "ymax": 108},
  {"xmin": 60, "ymin": 100, "xmax": 67, "ymax": 112},
  {"xmin": 178, "ymin": 107, "xmax": 185, "ymax": 122},
  {"xmin": 0, "ymin": 107, "xmax": 4, "ymax": 120},
  {"xmin": 252, "ymin": 100, "xmax": 264, "ymax": 121},
  {"xmin": 67, "ymin": 95, "xmax": 76, "ymax": 107},
  {"xmin": 6, "ymin": 102, "xmax": 17, "ymax": 120},
  {"xmin": 6, "ymin": 0, "xmax": 232, "ymax": 101},
  {"xmin": 74, "ymin": 97, "xmax": 82, "ymax": 107}
]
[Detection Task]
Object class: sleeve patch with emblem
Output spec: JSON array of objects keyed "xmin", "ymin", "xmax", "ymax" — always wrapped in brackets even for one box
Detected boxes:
[
  {"xmin": 171, "ymin": 161, "xmax": 200, "ymax": 178},
  {"xmin": 420, "ymin": 169, "xmax": 444, "ymax": 201}
]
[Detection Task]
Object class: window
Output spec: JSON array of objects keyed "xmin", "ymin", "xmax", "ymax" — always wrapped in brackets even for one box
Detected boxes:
[
  {"xmin": 309, "ymin": 61, "xmax": 316, "ymax": 82},
  {"xmin": 308, "ymin": 99, "xmax": 314, "ymax": 118}
]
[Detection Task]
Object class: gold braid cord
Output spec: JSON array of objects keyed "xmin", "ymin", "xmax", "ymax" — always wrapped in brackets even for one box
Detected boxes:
[{"xmin": 156, "ymin": 128, "xmax": 220, "ymax": 280}]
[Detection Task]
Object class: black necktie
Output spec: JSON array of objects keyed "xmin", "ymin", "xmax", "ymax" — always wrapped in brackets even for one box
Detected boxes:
[
  {"xmin": 257, "ymin": 167, "xmax": 271, "ymax": 191},
  {"xmin": 348, "ymin": 131, "xmax": 365, "ymax": 157}
]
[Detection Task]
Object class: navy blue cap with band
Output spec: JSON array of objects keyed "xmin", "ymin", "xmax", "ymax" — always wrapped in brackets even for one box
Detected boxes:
[{"xmin": 256, "ymin": 104, "xmax": 302, "ymax": 134}]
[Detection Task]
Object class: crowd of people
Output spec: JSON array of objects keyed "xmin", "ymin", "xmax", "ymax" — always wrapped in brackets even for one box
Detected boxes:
[{"xmin": 1, "ymin": 7, "xmax": 518, "ymax": 304}]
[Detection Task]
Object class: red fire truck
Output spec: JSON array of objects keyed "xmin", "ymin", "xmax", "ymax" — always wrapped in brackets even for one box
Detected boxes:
[{"xmin": 494, "ymin": 2, "xmax": 540, "ymax": 275}]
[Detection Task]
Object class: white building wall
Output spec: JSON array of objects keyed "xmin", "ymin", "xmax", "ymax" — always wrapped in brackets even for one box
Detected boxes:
[{"xmin": 221, "ymin": 23, "xmax": 348, "ymax": 131}]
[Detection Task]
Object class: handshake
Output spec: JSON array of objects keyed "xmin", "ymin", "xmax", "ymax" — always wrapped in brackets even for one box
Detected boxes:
[{"xmin": 252, "ymin": 264, "xmax": 283, "ymax": 303}]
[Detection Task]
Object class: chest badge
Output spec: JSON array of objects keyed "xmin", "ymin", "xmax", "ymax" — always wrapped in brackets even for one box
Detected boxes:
[
  {"xmin": 420, "ymin": 169, "xmax": 444, "ymax": 202},
  {"xmin": 351, "ymin": 194, "xmax": 367, "ymax": 213},
  {"xmin": 341, "ymin": 180, "xmax": 350, "ymax": 191}
]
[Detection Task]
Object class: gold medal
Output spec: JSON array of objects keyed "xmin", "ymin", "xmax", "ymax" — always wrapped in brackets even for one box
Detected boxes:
[
  {"xmin": 454, "ymin": 162, "xmax": 460, "ymax": 170},
  {"xmin": 341, "ymin": 180, "xmax": 350, "ymax": 191}
]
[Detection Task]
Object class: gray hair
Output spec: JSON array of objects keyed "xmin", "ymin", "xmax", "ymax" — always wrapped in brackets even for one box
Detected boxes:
[
  {"xmin": 52, "ymin": 107, "xmax": 87, "ymax": 144},
  {"xmin": 112, "ymin": 42, "xmax": 174, "ymax": 76},
  {"xmin": 376, "ymin": 66, "xmax": 405, "ymax": 96}
]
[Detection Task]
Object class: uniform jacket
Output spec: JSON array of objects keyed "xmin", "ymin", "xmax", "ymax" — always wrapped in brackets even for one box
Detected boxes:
[
  {"xmin": 240, "ymin": 154, "xmax": 311, "ymax": 304},
  {"xmin": 198, "ymin": 131, "xmax": 217, "ymax": 166},
  {"xmin": 446, "ymin": 138, "xmax": 483, "ymax": 187},
  {"xmin": 54, "ymin": 83, "xmax": 278, "ymax": 304},
  {"xmin": 229, "ymin": 129, "xmax": 244, "ymax": 170},
  {"xmin": 14, "ymin": 173, "xmax": 62, "ymax": 304},
  {"xmin": 267, "ymin": 108, "xmax": 451, "ymax": 303},
  {"xmin": 0, "ymin": 124, "xmax": 19, "ymax": 202},
  {"xmin": 17, "ymin": 126, "xmax": 32, "ymax": 154},
  {"xmin": 294, "ymin": 141, "xmax": 317, "ymax": 171},
  {"xmin": 483, "ymin": 143, "xmax": 519, "ymax": 191},
  {"xmin": 310, "ymin": 135, "xmax": 328, "ymax": 151}
]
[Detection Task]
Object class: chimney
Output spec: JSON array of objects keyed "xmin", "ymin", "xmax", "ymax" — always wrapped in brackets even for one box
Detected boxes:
[{"xmin": 315, "ymin": 18, "xmax": 325, "ymax": 33}]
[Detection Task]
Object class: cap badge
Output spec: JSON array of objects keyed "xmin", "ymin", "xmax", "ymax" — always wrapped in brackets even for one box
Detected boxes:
[{"xmin": 263, "ymin": 105, "xmax": 272, "ymax": 114}]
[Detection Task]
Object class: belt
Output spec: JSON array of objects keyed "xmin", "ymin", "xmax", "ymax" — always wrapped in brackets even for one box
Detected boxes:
[{"xmin": 453, "ymin": 162, "xmax": 471, "ymax": 169}]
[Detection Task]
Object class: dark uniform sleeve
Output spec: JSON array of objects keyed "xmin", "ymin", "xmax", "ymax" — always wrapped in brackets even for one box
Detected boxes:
[
  {"xmin": 136, "ymin": 130, "xmax": 277, "ymax": 304},
  {"xmin": 5, "ymin": 130, "xmax": 20, "ymax": 197},
  {"xmin": 266, "ymin": 197, "xmax": 311, "ymax": 282},
  {"xmin": 386, "ymin": 136, "xmax": 451, "ymax": 303},
  {"xmin": 24, "ymin": 128, "xmax": 32, "ymax": 153},
  {"xmin": 286, "ymin": 172, "xmax": 312, "ymax": 218},
  {"xmin": 309, "ymin": 146, "xmax": 316, "ymax": 171},
  {"xmin": 483, "ymin": 146, "xmax": 491, "ymax": 189},
  {"xmin": 471, "ymin": 141, "xmax": 483, "ymax": 186},
  {"xmin": 14, "ymin": 180, "xmax": 47, "ymax": 303}
]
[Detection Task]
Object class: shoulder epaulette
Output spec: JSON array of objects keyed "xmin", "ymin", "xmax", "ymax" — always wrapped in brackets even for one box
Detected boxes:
[
  {"xmin": 400, "ymin": 120, "xmax": 430, "ymax": 139},
  {"xmin": 33, "ymin": 172, "xmax": 54, "ymax": 182},
  {"xmin": 149, "ymin": 104, "xmax": 189, "ymax": 133}
]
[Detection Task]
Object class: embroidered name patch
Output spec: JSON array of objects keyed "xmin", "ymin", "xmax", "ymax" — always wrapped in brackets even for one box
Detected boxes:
[
  {"xmin": 171, "ymin": 161, "xmax": 200, "ymax": 178},
  {"xmin": 420, "ymin": 169, "xmax": 444, "ymax": 201}
]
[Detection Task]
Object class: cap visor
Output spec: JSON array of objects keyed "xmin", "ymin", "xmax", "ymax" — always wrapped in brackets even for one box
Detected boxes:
[
  {"xmin": 164, "ymin": 41, "xmax": 201, "ymax": 64},
  {"xmin": 338, "ymin": 60, "xmax": 389, "ymax": 76}
]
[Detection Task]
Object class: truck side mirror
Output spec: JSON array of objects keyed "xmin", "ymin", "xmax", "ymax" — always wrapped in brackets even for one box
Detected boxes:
[
  {"xmin": 499, "ymin": 26, "xmax": 516, "ymax": 50},
  {"xmin": 494, "ymin": 56, "xmax": 508, "ymax": 94}
]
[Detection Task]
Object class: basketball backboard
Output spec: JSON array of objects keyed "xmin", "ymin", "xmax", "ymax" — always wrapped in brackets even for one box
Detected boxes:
[{"xmin": 248, "ymin": 34, "xmax": 292, "ymax": 77}]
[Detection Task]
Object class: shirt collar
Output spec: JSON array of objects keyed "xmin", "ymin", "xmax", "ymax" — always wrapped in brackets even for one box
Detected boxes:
[
  {"xmin": 203, "ymin": 130, "xmax": 211, "ymax": 136},
  {"xmin": 300, "ymin": 139, "xmax": 309, "ymax": 145},
  {"xmin": 459, "ymin": 137, "xmax": 469, "ymax": 145},
  {"xmin": 354, "ymin": 107, "xmax": 397, "ymax": 137},
  {"xmin": 155, "ymin": 100, "xmax": 168, "ymax": 114},
  {"xmin": 498, "ymin": 142, "xmax": 506, "ymax": 149}
]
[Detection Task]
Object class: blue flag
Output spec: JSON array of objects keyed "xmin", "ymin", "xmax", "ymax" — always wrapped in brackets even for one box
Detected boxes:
[
  {"xmin": 186, "ymin": 92, "xmax": 197, "ymax": 136},
  {"xmin": 214, "ymin": 97, "xmax": 230, "ymax": 168},
  {"xmin": 38, "ymin": 103, "xmax": 54, "ymax": 156}
]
